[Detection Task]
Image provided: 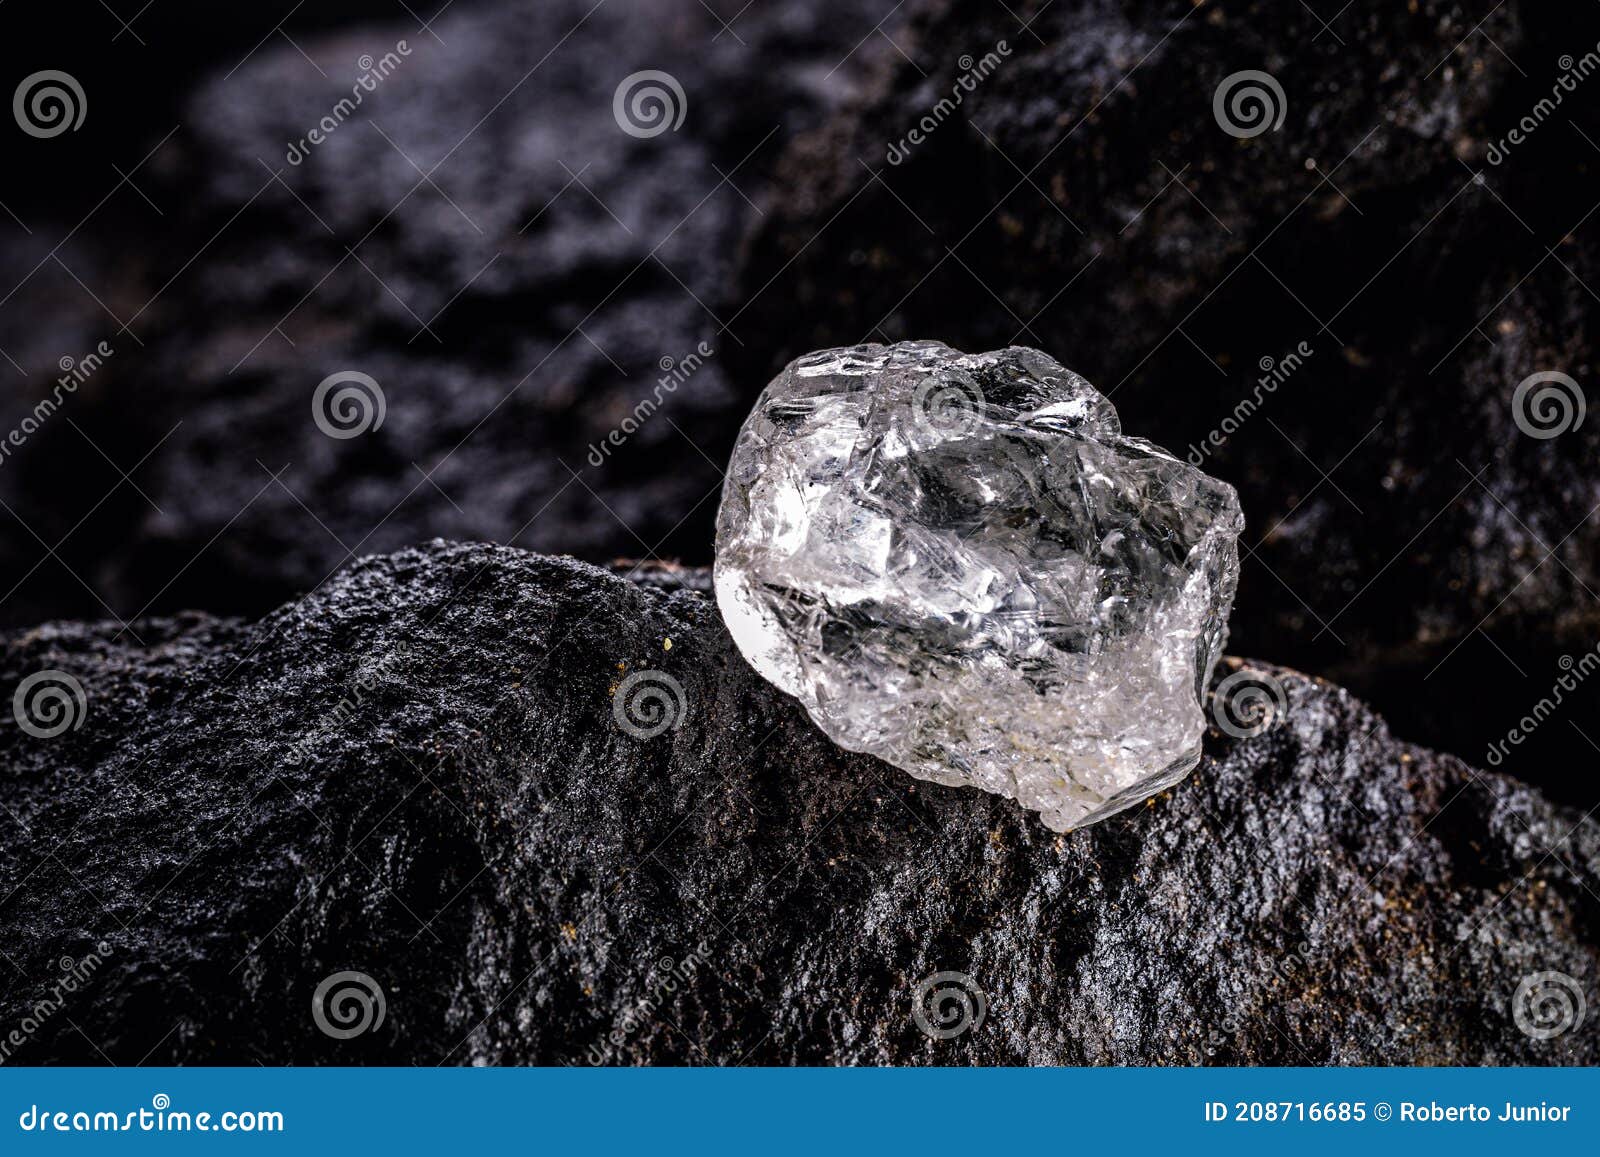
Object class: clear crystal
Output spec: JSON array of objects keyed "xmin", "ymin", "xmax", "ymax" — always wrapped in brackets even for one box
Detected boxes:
[{"xmin": 713, "ymin": 341, "xmax": 1244, "ymax": 831}]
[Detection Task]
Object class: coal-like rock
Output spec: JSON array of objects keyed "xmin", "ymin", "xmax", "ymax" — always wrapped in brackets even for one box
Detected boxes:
[{"xmin": 1, "ymin": 542, "xmax": 1594, "ymax": 1064}]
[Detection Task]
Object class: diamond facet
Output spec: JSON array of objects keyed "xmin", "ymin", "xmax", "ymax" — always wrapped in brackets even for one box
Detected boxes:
[{"xmin": 713, "ymin": 342, "xmax": 1244, "ymax": 831}]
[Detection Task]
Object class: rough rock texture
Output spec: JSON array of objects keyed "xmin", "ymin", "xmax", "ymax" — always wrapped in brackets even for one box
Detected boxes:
[{"xmin": 1, "ymin": 542, "xmax": 1595, "ymax": 1065}]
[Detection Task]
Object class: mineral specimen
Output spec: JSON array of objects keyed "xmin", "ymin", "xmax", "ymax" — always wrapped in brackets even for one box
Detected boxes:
[{"xmin": 713, "ymin": 342, "xmax": 1244, "ymax": 830}]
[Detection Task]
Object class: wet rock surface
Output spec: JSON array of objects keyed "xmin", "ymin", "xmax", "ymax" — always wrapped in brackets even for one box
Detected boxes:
[{"xmin": 1, "ymin": 542, "xmax": 1595, "ymax": 1065}]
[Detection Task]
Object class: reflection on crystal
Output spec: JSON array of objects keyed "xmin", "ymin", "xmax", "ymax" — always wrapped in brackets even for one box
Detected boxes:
[{"xmin": 714, "ymin": 342, "xmax": 1244, "ymax": 831}]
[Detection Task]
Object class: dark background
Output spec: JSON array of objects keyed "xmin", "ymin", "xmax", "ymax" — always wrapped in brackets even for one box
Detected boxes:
[{"xmin": 2, "ymin": 0, "xmax": 1597, "ymax": 810}]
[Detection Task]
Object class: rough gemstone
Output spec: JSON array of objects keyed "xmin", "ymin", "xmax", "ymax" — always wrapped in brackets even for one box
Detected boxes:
[{"xmin": 713, "ymin": 342, "xmax": 1245, "ymax": 831}]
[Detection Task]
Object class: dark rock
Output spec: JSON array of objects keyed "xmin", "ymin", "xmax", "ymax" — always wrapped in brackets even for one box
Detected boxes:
[
  {"xmin": 729, "ymin": 0, "xmax": 1600, "ymax": 806},
  {"xmin": 1, "ymin": 541, "xmax": 1594, "ymax": 1064},
  {"xmin": 0, "ymin": 0, "xmax": 901, "ymax": 625}
]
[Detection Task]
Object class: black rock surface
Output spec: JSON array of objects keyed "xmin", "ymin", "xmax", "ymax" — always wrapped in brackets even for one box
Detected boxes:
[{"xmin": 1, "ymin": 542, "xmax": 1595, "ymax": 1064}]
